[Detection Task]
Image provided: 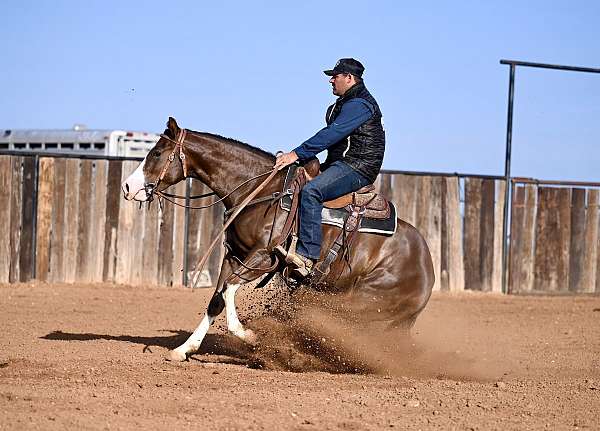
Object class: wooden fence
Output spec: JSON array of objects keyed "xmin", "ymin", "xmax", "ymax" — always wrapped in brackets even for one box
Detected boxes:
[
  {"xmin": 4, "ymin": 153, "xmax": 596, "ymax": 294},
  {"xmin": 0, "ymin": 155, "xmax": 224, "ymax": 287},
  {"xmin": 374, "ymin": 174, "xmax": 506, "ymax": 292},
  {"xmin": 509, "ymin": 180, "xmax": 600, "ymax": 293}
]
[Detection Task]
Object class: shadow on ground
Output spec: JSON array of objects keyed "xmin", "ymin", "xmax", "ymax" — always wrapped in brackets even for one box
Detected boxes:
[{"xmin": 40, "ymin": 330, "xmax": 254, "ymax": 361}]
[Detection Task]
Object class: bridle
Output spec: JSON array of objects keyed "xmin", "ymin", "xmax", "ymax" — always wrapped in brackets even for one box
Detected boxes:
[
  {"xmin": 135, "ymin": 125, "xmax": 290, "ymax": 286},
  {"xmin": 144, "ymin": 128, "xmax": 285, "ymax": 213},
  {"xmin": 144, "ymin": 129, "xmax": 188, "ymax": 201}
]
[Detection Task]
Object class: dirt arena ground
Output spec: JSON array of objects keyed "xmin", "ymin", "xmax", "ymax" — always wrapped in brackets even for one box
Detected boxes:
[{"xmin": 1, "ymin": 282, "xmax": 599, "ymax": 430}]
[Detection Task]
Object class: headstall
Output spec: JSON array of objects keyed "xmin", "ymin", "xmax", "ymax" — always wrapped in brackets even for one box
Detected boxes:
[{"xmin": 144, "ymin": 129, "xmax": 188, "ymax": 201}]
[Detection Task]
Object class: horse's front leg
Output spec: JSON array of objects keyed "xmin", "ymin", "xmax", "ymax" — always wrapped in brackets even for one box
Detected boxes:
[
  {"xmin": 167, "ymin": 248, "xmax": 272, "ymax": 361},
  {"xmin": 167, "ymin": 258, "xmax": 235, "ymax": 362},
  {"xmin": 223, "ymin": 283, "xmax": 256, "ymax": 344}
]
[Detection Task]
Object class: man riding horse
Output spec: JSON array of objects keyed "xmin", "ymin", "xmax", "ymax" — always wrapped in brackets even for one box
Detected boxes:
[
  {"xmin": 274, "ymin": 58, "xmax": 385, "ymax": 277},
  {"xmin": 121, "ymin": 58, "xmax": 433, "ymax": 361}
]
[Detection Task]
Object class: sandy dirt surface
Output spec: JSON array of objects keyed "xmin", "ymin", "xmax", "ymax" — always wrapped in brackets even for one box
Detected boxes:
[{"xmin": 1, "ymin": 281, "xmax": 599, "ymax": 430}]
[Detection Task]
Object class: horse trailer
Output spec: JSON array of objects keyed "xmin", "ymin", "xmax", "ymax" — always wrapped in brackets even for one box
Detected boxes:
[{"xmin": 0, "ymin": 127, "xmax": 159, "ymax": 158}]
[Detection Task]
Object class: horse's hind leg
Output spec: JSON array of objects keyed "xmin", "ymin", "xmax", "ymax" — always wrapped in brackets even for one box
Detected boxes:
[{"xmin": 349, "ymin": 251, "xmax": 433, "ymax": 332}]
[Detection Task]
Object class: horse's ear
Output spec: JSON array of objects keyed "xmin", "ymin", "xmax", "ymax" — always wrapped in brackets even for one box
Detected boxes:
[{"xmin": 166, "ymin": 117, "xmax": 180, "ymax": 138}]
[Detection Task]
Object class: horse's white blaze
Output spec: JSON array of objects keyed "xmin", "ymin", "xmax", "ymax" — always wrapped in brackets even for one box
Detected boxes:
[
  {"xmin": 122, "ymin": 158, "xmax": 147, "ymax": 201},
  {"xmin": 224, "ymin": 284, "xmax": 256, "ymax": 343},
  {"xmin": 170, "ymin": 313, "xmax": 214, "ymax": 360}
]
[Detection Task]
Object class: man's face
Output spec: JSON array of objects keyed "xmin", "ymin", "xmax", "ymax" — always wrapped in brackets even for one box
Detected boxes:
[{"xmin": 330, "ymin": 73, "xmax": 355, "ymax": 96}]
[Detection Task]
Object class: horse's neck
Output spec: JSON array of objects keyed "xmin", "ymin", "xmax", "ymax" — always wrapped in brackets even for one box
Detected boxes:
[{"xmin": 187, "ymin": 134, "xmax": 276, "ymax": 208}]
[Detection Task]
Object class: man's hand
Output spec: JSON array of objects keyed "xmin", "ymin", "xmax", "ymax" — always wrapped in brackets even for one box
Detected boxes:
[{"xmin": 274, "ymin": 151, "xmax": 299, "ymax": 170}]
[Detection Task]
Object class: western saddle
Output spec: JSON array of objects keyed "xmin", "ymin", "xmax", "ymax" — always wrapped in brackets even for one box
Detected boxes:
[
  {"xmin": 275, "ymin": 158, "xmax": 390, "ymax": 285},
  {"xmin": 300, "ymin": 158, "xmax": 390, "ymax": 219}
]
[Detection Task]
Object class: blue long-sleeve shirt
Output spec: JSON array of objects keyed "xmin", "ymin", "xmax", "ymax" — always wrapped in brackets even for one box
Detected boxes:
[{"xmin": 293, "ymin": 98, "xmax": 374, "ymax": 161}]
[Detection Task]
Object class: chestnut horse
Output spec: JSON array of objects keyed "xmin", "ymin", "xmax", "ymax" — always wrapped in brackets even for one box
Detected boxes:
[{"xmin": 122, "ymin": 117, "xmax": 434, "ymax": 362}]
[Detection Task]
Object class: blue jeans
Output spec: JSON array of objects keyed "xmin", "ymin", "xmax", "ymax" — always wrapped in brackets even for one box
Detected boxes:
[{"xmin": 296, "ymin": 161, "xmax": 370, "ymax": 260}]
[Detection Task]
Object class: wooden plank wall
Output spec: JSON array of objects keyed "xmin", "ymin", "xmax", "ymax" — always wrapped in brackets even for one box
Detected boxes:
[
  {"xmin": 171, "ymin": 181, "xmax": 187, "ymax": 286},
  {"xmin": 509, "ymin": 184, "xmax": 600, "ymax": 293},
  {"xmin": 465, "ymin": 179, "xmax": 505, "ymax": 292},
  {"xmin": 2, "ymin": 153, "xmax": 598, "ymax": 295},
  {"xmin": 1, "ymin": 155, "xmax": 192, "ymax": 287},
  {"xmin": 92, "ymin": 160, "xmax": 108, "ymax": 282},
  {"xmin": 509, "ymin": 184, "xmax": 537, "ymax": 293},
  {"xmin": 378, "ymin": 174, "xmax": 505, "ymax": 292},
  {"xmin": 9, "ymin": 156, "xmax": 23, "ymax": 283},
  {"xmin": 103, "ymin": 160, "xmax": 122, "ymax": 282},
  {"xmin": 49, "ymin": 159, "xmax": 66, "ymax": 282},
  {"xmin": 35, "ymin": 158, "xmax": 54, "ymax": 281},
  {"xmin": 443, "ymin": 177, "xmax": 465, "ymax": 292},
  {"xmin": 186, "ymin": 180, "xmax": 225, "ymax": 287},
  {"xmin": 0, "ymin": 156, "xmax": 13, "ymax": 283},
  {"xmin": 19, "ymin": 157, "xmax": 37, "ymax": 282},
  {"xmin": 460, "ymin": 178, "xmax": 505, "ymax": 292},
  {"xmin": 583, "ymin": 191, "xmax": 599, "ymax": 292},
  {"xmin": 534, "ymin": 187, "xmax": 571, "ymax": 292}
]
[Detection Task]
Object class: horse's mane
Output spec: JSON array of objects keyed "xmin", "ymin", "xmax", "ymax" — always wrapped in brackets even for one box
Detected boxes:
[{"xmin": 191, "ymin": 130, "xmax": 275, "ymax": 160}]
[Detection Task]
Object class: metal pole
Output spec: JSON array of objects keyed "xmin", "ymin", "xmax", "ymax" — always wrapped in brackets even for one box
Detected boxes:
[
  {"xmin": 499, "ymin": 58, "xmax": 599, "ymax": 295},
  {"xmin": 182, "ymin": 178, "xmax": 192, "ymax": 287},
  {"xmin": 501, "ymin": 64, "xmax": 516, "ymax": 294},
  {"xmin": 500, "ymin": 59, "xmax": 600, "ymax": 74}
]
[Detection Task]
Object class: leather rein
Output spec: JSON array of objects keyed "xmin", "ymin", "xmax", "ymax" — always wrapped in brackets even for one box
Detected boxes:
[
  {"xmin": 147, "ymin": 129, "xmax": 285, "ymax": 212},
  {"xmin": 144, "ymin": 128, "xmax": 287, "ymax": 286}
]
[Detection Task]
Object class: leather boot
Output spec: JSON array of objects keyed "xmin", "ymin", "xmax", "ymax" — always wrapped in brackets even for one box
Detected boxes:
[{"xmin": 274, "ymin": 245, "xmax": 314, "ymax": 277}]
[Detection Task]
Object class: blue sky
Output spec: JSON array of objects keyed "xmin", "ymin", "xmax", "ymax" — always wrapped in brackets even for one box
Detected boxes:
[{"xmin": 2, "ymin": 1, "xmax": 599, "ymax": 181}]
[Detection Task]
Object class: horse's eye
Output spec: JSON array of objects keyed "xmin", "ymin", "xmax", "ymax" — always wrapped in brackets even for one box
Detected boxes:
[{"xmin": 153, "ymin": 150, "xmax": 161, "ymax": 158}]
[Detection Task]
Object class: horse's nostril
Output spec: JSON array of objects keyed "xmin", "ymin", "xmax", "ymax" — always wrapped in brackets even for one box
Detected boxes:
[{"xmin": 125, "ymin": 183, "xmax": 130, "ymax": 193}]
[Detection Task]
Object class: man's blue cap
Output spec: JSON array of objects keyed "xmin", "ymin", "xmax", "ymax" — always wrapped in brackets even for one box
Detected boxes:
[{"xmin": 324, "ymin": 58, "xmax": 365, "ymax": 77}]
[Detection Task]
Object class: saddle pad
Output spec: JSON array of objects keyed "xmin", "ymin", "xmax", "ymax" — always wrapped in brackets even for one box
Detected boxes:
[{"xmin": 281, "ymin": 165, "xmax": 397, "ymax": 236}]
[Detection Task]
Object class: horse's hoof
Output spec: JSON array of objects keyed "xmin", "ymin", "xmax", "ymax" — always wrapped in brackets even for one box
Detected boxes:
[
  {"xmin": 166, "ymin": 349, "xmax": 187, "ymax": 362},
  {"xmin": 231, "ymin": 328, "xmax": 258, "ymax": 345},
  {"xmin": 243, "ymin": 329, "xmax": 258, "ymax": 345}
]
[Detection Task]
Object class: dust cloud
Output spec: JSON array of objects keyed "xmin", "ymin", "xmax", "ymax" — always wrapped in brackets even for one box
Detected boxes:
[{"xmin": 233, "ymin": 282, "xmax": 512, "ymax": 380}]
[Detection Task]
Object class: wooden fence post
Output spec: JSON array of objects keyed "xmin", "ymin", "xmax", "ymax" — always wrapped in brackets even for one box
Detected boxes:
[
  {"xmin": 0, "ymin": 156, "xmax": 12, "ymax": 283},
  {"xmin": 582, "ymin": 190, "xmax": 599, "ymax": 292},
  {"xmin": 35, "ymin": 158, "xmax": 55, "ymax": 282},
  {"xmin": 9, "ymin": 157, "xmax": 23, "ymax": 283}
]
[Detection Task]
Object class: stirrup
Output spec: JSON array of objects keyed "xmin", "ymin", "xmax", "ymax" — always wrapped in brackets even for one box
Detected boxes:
[{"xmin": 273, "ymin": 245, "xmax": 313, "ymax": 277}]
